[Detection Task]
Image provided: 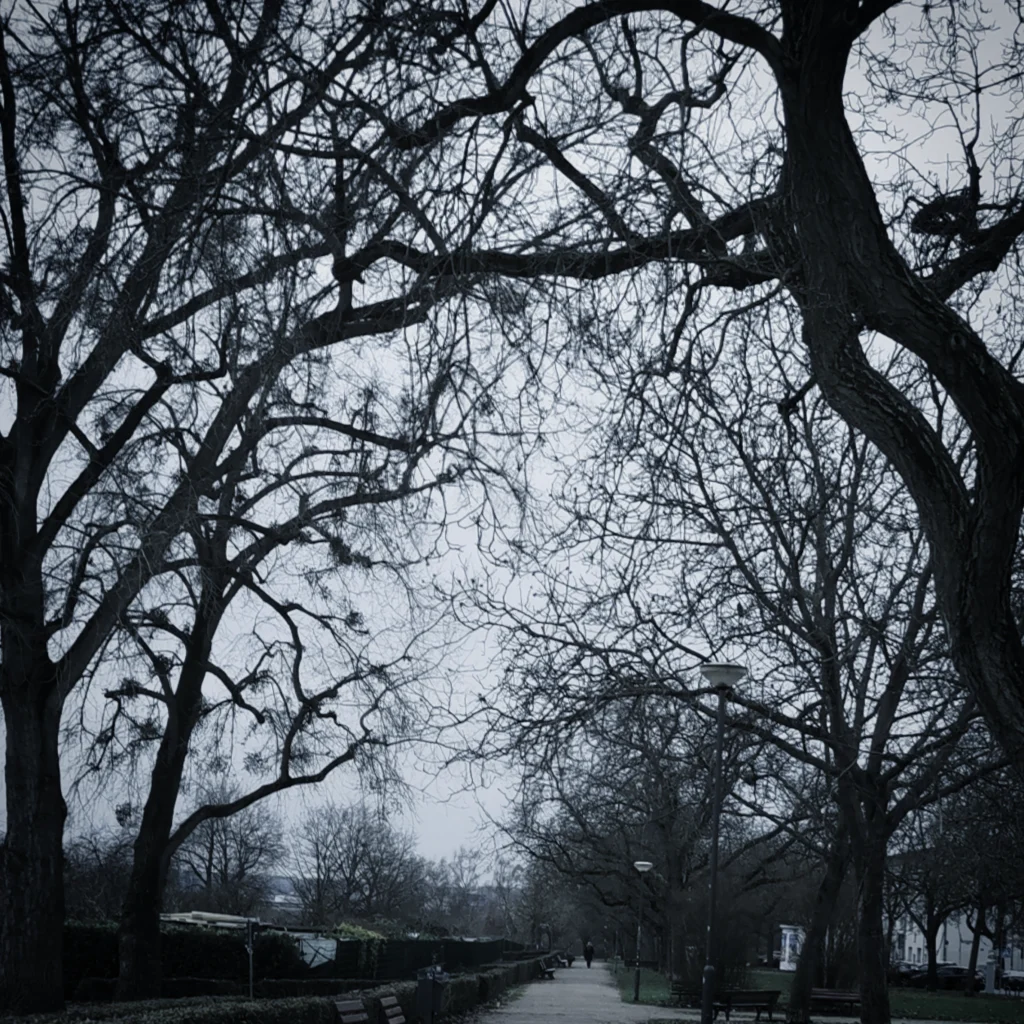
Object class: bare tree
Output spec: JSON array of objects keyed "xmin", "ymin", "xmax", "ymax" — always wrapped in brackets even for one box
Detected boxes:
[
  {"xmin": 170, "ymin": 786, "xmax": 286, "ymax": 917},
  {"xmin": 0, "ymin": 0, "xmax": 531, "ymax": 1009},
  {"xmin": 292, "ymin": 801, "xmax": 424, "ymax": 926},
  {"xmin": 888, "ymin": 809, "xmax": 972, "ymax": 990},
  {"xmin": 64, "ymin": 824, "xmax": 135, "ymax": 923},
  {"xmin": 419, "ymin": 849, "xmax": 481, "ymax": 935},
  {"xmin": 381, "ymin": 1, "xmax": 1024, "ymax": 782},
  {"xmin": 470, "ymin": 320, "xmax": 998, "ymax": 1020}
]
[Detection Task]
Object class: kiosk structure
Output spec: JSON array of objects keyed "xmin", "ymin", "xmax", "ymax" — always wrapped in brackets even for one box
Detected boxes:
[{"xmin": 779, "ymin": 925, "xmax": 805, "ymax": 972}]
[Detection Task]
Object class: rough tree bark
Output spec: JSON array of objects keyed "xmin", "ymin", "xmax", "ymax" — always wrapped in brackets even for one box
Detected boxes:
[
  {"xmin": 776, "ymin": 3, "xmax": 1024, "ymax": 775},
  {"xmin": 923, "ymin": 912, "xmax": 941, "ymax": 991},
  {"xmin": 787, "ymin": 825, "xmax": 850, "ymax": 1024},
  {"xmin": 116, "ymin": 606, "xmax": 218, "ymax": 1000},
  {"xmin": 0, "ymin": 659, "xmax": 66, "ymax": 1012},
  {"xmin": 966, "ymin": 897, "xmax": 987, "ymax": 996},
  {"xmin": 853, "ymin": 835, "xmax": 891, "ymax": 1024}
]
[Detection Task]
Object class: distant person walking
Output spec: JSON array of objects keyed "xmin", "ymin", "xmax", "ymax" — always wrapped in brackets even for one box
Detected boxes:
[{"xmin": 584, "ymin": 941, "xmax": 595, "ymax": 968}]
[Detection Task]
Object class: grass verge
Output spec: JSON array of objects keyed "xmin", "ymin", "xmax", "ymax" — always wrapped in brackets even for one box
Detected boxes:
[{"xmin": 613, "ymin": 964, "xmax": 1024, "ymax": 1021}]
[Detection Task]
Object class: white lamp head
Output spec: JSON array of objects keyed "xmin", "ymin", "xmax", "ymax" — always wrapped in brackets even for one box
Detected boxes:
[
  {"xmin": 633, "ymin": 860, "xmax": 654, "ymax": 873},
  {"xmin": 699, "ymin": 662, "xmax": 747, "ymax": 690}
]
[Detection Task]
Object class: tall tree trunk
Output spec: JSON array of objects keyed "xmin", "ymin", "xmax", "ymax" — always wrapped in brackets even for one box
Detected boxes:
[
  {"xmin": 924, "ymin": 912, "xmax": 940, "ymax": 991},
  {"xmin": 0, "ymin": 667, "xmax": 67, "ymax": 1013},
  {"xmin": 788, "ymin": 826, "xmax": 850, "ymax": 1024},
  {"xmin": 116, "ymin": 616, "xmax": 216, "ymax": 1000},
  {"xmin": 666, "ymin": 851, "xmax": 687, "ymax": 980},
  {"xmin": 966, "ymin": 896, "xmax": 987, "ymax": 996},
  {"xmin": 854, "ymin": 838, "xmax": 891, "ymax": 1024}
]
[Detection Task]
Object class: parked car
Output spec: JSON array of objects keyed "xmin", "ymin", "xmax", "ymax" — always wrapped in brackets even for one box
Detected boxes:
[
  {"xmin": 908, "ymin": 965, "xmax": 983, "ymax": 991},
  {"xmin": 1002, "ymin": 969, "xmax": 1024, "ymax": 992},
  {"xmin": 887, "ymin": 961, "xmax": 922, "ymax": 986}
]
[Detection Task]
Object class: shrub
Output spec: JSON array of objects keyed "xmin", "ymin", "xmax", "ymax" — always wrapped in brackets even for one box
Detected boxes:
[
  {"xmin": 443, "ymin": 975, "xmax": 479, "ymax": 1016},
  {"xmin": 64, "ymin": 923, "xmax": 119, "ymax": 997},
  {"xmin": 122, "ymin": 996, "xmax": 337, "ymax": 1024},
  {"xmin": 64, "ymin": 995, "xmax": 247, "ymax": 1019},
  {"xmin": 161, "ymin": 978, "xmax": 246, "ymax": 998},
  {"xmin": 71, "ymin": 977, "xmax": 117, "ymax": 1003},
  {"xmin": 476, "ymin": 968, "xmax": 508, "ymax": 1004},
  {"xmin": 185, "ymin": 926, "xmax": 302, "ymax": 981},
  {"xmin": 1, "ymin": 995, "xmax": 314, "ymax": 1024},
  {"xmin": 63, "ymin": 923, "xmax": 308, "ymax": 996},
  {"xmin": 258, "ymin": 978, "xmax": 374, "ymax": 998}
]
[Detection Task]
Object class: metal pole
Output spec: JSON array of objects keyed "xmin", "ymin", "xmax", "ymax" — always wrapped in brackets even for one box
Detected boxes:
[
  {"xmin": 634, "ymin": 877, "xmax": 644, "ymax": 1002},
  {"xmin": 701, "ymin": 686, "xmax": 728, "ymax": 1024}
]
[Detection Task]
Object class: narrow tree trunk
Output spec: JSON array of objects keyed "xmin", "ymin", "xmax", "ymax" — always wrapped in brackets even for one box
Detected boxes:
[
  {"xmin": 0, "ymin": 668, "xmax": 67, "ymax": 1013},
  {"xmin": 924, "ymin": 913, "xmax": 940, "ymax": 991},
  {"xmin": 854, "ymin": 839, "xmax": 891, "ymax": 1024},
  {"xmin": 966, "ymin": 897, "xmax": 986, "ymax": 996},
  {"xmin": 788, "ymin": 827, "xmax": 850, "ymax": 1024},
  {"xmin": 117, "ymin": 623, "xmax": 215, "ymax": 1000}
]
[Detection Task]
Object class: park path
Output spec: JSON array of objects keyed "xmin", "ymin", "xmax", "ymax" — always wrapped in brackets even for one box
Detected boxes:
[{"xmin": 472, "ymin": 963, "xmax": 988, "ymax": 1024}]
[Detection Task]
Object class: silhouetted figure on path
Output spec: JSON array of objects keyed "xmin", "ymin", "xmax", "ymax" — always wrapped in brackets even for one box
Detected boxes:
[{"xmin": 584, "ymin": 941, "xmax": 594, "ymax": 968}]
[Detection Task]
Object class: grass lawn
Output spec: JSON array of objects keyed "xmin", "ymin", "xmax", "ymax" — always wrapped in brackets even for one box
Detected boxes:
[
  {"xmin": 614, "ymin": 964, "xmax": 1024, "ymax": 1022},
  {"xmin": 608, "ymin": 963, "xmax": 671, "ymax": 1005}
]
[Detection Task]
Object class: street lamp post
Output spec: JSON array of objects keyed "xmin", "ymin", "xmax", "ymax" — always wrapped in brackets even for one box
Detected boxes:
[
  {"xmin": 699, "ymin": 663, "xmax": 747, "ymax": 1024},
  {"xmin": 633, "ymin": 860, "xmax": 654, "ymax": 1002}
]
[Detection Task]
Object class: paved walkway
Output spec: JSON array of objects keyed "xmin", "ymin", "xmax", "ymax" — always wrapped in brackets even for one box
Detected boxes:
[{"xmin": 475, "ymin": 963, "xmax": 989, "ymax": 1024}]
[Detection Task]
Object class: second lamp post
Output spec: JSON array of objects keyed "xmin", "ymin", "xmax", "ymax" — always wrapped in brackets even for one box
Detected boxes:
[
  {"xmin": 632, "ymin": 859, "xmax": 653, "ymax": 1001},
  {"xmin": 699, "ymin": 662, "xmax": 746, "ymax": 1024}
]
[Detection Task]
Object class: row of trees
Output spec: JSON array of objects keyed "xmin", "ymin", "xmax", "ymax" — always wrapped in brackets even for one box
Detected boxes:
[
  {"xmin": 65, "ymin": 801, "xmax": 491, "ymax": 938},
  {"xmin": 487, "ymin": 695, "xmax": 1024, "ymax": 1002},
  {"xmin": 473, "ymin": 299, "xmax": 1014, "ymax": 1020},
  {"xmin": 5, "ymin": 1, "xmax": 1024, "ymax": 1019}
]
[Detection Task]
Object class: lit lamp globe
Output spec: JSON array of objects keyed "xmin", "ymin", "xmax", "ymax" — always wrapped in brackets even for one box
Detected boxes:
[{"xmin": 633, "ymin": 861, "xmax": 654, "ymax": 874}]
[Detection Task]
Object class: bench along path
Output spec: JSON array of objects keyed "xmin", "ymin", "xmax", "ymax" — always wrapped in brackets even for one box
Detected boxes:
[{"xmin": 469, "ymin": 962, "xmax": 991, "ymax": 1024}]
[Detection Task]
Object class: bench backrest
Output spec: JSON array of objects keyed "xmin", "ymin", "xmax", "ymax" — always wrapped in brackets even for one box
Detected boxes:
[
  {"xmin": 724, "ymin": 990, "xmax": 781, "ymax": 1006},
  {"xmin": 335, "ymin": 1000, "xmax": 370, "ymax": 1024},
  {"xmin": 379, "ymin": 994, "xmax": 406, "ymax": 1024},
  {"xmin": 810, "ymin": 989, "xmax": 859, "ymax": 999}
]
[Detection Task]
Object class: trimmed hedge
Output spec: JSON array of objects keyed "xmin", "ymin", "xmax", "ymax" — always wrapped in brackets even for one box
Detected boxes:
[
  {"xmin": 64, "ymin": 923, "xmax": 305, "ymax": 997},
  {"xmin": 6, "ymin": 961, "xmax": 541, "ymax": 1024},
  {"xmin": 257, "ymin": 978, "xmax": 375, "ymax": 998},
  {"xmin": 1, "ymin": 996, "xmax": 330, "ymax": 1024},
  {"xmin": 120, "ymin": 997, "xmax": 337, "ymax": 1024},
  {"xmin": 348, "ymin": 960, "xmax": 541, "ymax": 1023},
  {"xmin": 161, "ymin": 979, "xmax": 247, "ymax": 998},
  {"xmin": 73, "ymin": 977, "xmax": 249, "ymax": 1001}
]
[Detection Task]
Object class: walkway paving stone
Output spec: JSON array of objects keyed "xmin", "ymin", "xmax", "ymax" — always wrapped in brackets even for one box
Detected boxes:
[{"xmin": 473, "ymin": 962, "xmax": 991, "ymax": 1024}]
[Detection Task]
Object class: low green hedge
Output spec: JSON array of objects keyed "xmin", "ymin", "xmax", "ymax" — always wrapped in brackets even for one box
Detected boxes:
[
  {"xmin": 64, "ymin": 923, "xmax": 306, "ymax": 997},
  {"xmin": 477, "ymin": 967, "xmax": 509, "ymax": 1003},
  {"xmin": 9, "ymin": 956, "xmax": 536, "ymax": 1024},
  {"xmin": 0, "ymin": 996, "xmax": 332, "ymax": 1024},
  {"xmin": 125, "ymin": 997, "xmax": 336, "ymax": 1024},
  {"xmin": 257, "ymin": 978, "xmax": 376, "ymax": 998}
]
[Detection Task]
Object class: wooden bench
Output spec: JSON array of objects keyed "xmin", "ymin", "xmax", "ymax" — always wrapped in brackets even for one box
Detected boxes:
[
  {"xmin": 335, "ymin": 1000, "xmax": 369, "ymax": 1024},
  {"xmin": 378, "ymin": 995, "xmax": 406, "ymax": 1024},
  {"xmin": 809, "ymin": 989, "xmax": 861, "ymax": 1013},
  {"xmin": 539, "ymin": 955, "xmax": 557, "ymax": 979},
  {"xmin": 712, "ymin": 989, "xmax": 781, "ymax": 1022},
  {"xmin": 669, "ymin": 981, "xmax": 700, "ymax": 1007}
]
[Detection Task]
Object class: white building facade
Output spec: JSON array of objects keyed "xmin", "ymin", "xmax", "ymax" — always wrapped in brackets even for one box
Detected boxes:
[{"xmin": 894, "ymin": 912, "xmax": 1024, "ymax": 972}]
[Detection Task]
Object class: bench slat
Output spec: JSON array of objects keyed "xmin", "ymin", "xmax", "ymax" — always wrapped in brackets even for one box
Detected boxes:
[
  {"xmin": 336, "ymin": 1000, "xmax": 370, "ymax": 1024},
  {"xmin": 379, "ymin": 995, "xmax": 406, "ymax": 1024}
]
